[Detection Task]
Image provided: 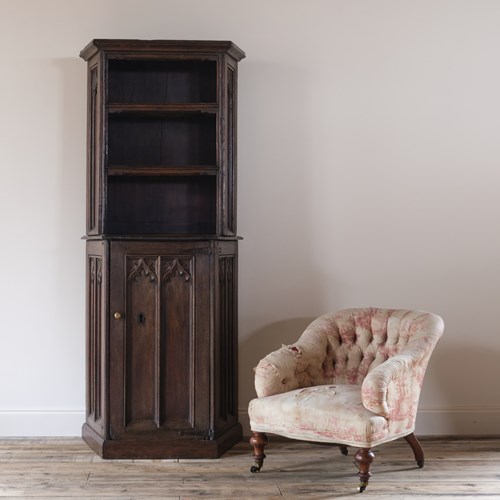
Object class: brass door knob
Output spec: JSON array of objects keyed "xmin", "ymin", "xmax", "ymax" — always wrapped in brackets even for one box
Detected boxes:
[{"xmin": 114, "ymin": 312, "xmax": 122, "ymax": 320}]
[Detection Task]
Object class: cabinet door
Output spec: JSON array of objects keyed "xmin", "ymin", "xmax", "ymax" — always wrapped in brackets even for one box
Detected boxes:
[{"xmin": 108, "ymin": 241, "xmax": 211, "ymax": 440}]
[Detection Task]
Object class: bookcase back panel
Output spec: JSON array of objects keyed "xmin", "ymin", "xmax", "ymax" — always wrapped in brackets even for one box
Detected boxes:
[
  {"xmin": 108, "ymin": 115, "xmax": 216, "ymax": 166},
  {"xmin": 106, "ymin": 175, "xmax": 216, "ymax": 235},
  {"xmin": 108, "ymin": 60, "xmax": 217, "ymax": 104}
]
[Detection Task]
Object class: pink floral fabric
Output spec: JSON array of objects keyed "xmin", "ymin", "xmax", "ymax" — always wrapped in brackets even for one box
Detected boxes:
[{"xmin": 249, "ymin": 308, "xmax": 444, "ymax": 447}]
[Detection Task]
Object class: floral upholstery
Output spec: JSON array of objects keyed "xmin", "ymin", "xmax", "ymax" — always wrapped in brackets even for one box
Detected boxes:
[{"xmin": 248, "ymin": 309, "xmax": 444, "ymax": 448}]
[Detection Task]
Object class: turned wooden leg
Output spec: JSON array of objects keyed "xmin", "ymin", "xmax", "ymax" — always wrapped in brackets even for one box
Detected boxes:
[
  {"xmin": 354, "ymin": 448, "xmax": 375, "ymax": 493},
  {"xmin": 339, "ymin": 445, "xmax": 349, "ymax": 456},
  {"xmin": 249, "ymin": 432, "xmax": 268, "ymax": 473},
  {"xmin": 404, "ymin": 432, "xmax": 425, "ymax": 468}
]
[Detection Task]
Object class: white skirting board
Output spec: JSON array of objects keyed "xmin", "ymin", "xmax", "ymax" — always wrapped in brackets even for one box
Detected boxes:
[
  {"xmin": 0, "ymin": 407, "xmax": 498, "ymax": 437},
  {"xmin": 414, "ymin": 406, "xmax": 500, "ymax": 436},
  {"xmin": 0, "ymin": 411, "xmax": 85, "ymax": 437}
]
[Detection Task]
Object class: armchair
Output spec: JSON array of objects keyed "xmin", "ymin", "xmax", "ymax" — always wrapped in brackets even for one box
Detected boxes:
[{"xmin": 248, "ymin": 308, "xmax": 444, "ymax": 492}]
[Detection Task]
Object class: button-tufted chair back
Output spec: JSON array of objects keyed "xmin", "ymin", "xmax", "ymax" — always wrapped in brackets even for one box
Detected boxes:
[
  {"xmin": 255, "ymin": 308, "xmax": 442, "ymax": 402},
  {"xmin": 311, "ymin": 308, "xmax": 439, "ymax": 385}
]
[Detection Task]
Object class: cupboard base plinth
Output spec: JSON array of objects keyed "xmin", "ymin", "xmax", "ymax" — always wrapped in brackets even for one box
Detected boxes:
[{"xmin": 82, "ymin": 422, "xmax": 243, "ymax": 459}]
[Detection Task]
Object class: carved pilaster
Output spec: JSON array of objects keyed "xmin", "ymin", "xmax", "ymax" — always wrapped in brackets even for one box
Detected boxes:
[
  {"xmin": 89, "ymin": 258, "xmax": 96, "ymax": 283},
  {"xmin": 96, "ymin": 259, "xmax": 102, "ymax": 284},
  {"xmin": 88, "ymin": 255, "xmax": 103, "ymax": 423}
]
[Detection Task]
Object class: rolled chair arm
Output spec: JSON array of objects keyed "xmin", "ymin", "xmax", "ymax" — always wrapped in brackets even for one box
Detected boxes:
[
  {"xmin": 361, "ymin": 353, "xmax": 418, "ymax": 418},
  {"xmin": 254, "ymin": 344, "xmax": 313, "ymax": 398},
  {"xmin": 254, "ymin": 315, "xmax": 336, "ymax": 398},
  {"xmin": 362, "ymin": 311, "xmax": 443, "ymax": 421}
]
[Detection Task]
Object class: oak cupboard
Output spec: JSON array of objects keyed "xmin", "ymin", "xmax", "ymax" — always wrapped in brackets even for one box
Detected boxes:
[{"xmin": 80, "ymin": 39, "xmax": 245, "ymax": 458}]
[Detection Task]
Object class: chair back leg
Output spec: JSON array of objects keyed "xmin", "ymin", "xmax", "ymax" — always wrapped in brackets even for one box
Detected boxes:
[
  {"xmin": 339, "ymin": 444, "xmax": 348, "ymax": 455},
  {"xmin": 404, "ymin": 432, "xmax": 425, "ymax": 468}
]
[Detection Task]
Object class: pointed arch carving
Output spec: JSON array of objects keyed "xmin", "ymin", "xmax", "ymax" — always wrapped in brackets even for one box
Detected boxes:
[
  {"xmin": 161, "ymin": 257, "xmax": 193, "ymax": 283},
  {"xmin": 127, "ymin": 258, "xmax": 158, "ymax": 283},
  {"xmin": 89, "ymin": 257, "xmax": 103, "ymax": 284},
  {"xmin": 219, "ymin": 256, "xmax": 234, "ymax": 283},
  {"xmin": 96, "ymin": 259, "xmax": 103, "ymax": 284}
]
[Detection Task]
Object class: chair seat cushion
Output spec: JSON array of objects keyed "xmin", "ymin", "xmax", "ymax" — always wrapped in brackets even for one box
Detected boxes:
[{"xmin": 249, "ymin": 384, "xmax": 392, "ymax": 447}]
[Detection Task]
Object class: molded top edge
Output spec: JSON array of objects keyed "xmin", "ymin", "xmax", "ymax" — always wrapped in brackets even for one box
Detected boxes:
[
  {"xmin": 82, "ymin": 234, "xmax": 243, "ymax": 241},
  {"xmin": 80, "ymin": 39, "xmax": 245, "ymax": 61}
]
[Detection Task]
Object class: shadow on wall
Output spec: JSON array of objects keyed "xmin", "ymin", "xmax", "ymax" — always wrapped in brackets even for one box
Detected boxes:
[
  {"xmin": 52, "ymin": 57, "xmax": 86, "ymax": 388},
  {"xmin": 238, "ymin": 59, "xmax": 344, "ymax": 410},
  {"xmin": 53, "ymin": 57, "xmax": 86, "ymax": 244}
]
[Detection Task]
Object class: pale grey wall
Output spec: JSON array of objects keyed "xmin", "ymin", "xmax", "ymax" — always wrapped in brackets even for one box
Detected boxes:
[{"xmin": 0, "ymin": 0, "xmax": 499, "ymax": 435}]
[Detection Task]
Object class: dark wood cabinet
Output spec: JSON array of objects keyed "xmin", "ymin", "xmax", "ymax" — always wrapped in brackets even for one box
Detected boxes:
[{"xmin": 80, "ymin": 40, "xmax": 244, "ymax": 458}]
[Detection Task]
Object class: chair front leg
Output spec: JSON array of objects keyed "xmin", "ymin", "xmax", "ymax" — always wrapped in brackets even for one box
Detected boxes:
[
  {"xmin": 249, "ymin": 431, "xmax": 268, "ymax": 473},
  {"xmin": 354, "ymin": 448, "xmax": 375, "ymax": 493},
  {"xmin": 404, "ymin": 432, "xmax": 424, "ymax": 468}
]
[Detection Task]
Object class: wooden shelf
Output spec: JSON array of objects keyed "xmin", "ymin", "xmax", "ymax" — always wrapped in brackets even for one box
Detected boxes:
[
  {"xmin": 106, "ymin": 165, "xmax": 218, "ymax": 176},
  {"xmin": 107, "ymin": 103, "xmax": 218, "ymax": 115}
]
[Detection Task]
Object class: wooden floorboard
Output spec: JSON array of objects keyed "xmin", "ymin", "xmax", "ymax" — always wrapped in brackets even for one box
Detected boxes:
[{"xmin": 0, "ymin": 437, "xmax": 498, "ymax": 498}]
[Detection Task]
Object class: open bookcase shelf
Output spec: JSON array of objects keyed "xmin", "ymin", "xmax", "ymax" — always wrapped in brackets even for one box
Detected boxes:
[
  {"xmin": 104, "ymin": 59, "xmax": 219, "ymax": 234},
  {"xmin": 107, "ymin": 114, "xmax": 216, "ymax": 168},
  {"xmin": 106, "ymin": 174, "xmax": 216, "ymax": 235},
  {"xmin": 108, "ymin": 59, "xmax": 217, "ymax": 104}
]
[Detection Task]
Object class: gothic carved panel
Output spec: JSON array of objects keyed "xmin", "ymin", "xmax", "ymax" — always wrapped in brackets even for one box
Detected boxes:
[
  {"xmin": 121, "ymin": 254, "xmax": 196, "ymax": 432},
  {"xmin": 88, "ymin": 256, "xmax": 103, "ymax": 422},
  {"xmin": 218, "ymin": 255, "xmax": 236, "ymax": 422},
  {"xmin": 159, "ymin": 256, "xmax": 195, "ymax": 430},
  {"xmin": 124, "ymin": 256, "xmax": 159, "ymax": 429},
  {"xmin": 225, "ymin": 65, "xmax": 236, "ymax": 235},
  {"xmin": 87, "ymin": 65, "xmax": 102, "ymax": 235}
]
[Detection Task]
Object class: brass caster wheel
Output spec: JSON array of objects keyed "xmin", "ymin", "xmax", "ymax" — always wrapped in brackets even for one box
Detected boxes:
[
  {"xmin": 358, "ymin": 484, "xmax": 367, "ymax": 493},
  {"xmin": 340, "ymin": 446, "xmax": 348, "ymax": 456},
  {"xmin": 250, "ymin": 465, "xmax": 261, "ymax": 473},
  {"xmin": 417, "ymin": 460, "xmax": 424, "ymax": 468}
]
